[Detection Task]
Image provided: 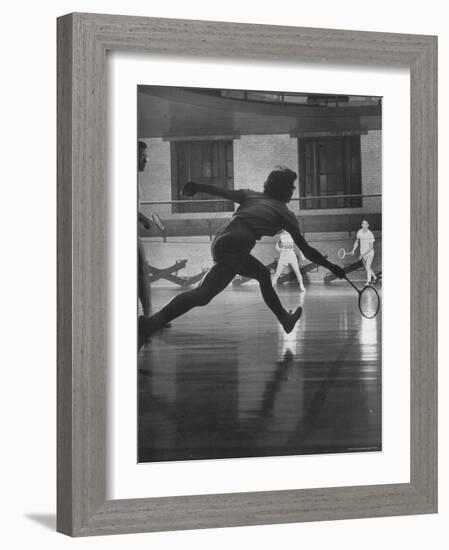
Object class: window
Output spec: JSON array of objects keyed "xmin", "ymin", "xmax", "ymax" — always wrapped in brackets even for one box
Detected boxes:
[
  {"xmin": 298, "ymin": 136, "xmax": 362, "ymax": 209},
  {"xmin": 170, "ymin": 140, "xmax": 234, "ymax": 213}
]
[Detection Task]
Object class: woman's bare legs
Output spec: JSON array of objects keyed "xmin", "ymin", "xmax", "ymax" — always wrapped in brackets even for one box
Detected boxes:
[
  {"xmin": 140, "ymin": 253, "xmax": 302, "ymax": 347},
  {"xmin": 238, "ymin": 255, "xmax": 302, "ymax": 332}
]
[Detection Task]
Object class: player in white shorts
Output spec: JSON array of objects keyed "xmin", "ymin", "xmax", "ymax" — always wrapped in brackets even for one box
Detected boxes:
[
  {"xmin": 350, "ymin": 220, "xmax": 377, "ymax": 285},
  {"xmin": 272, "ymin": 230, "xmax": 306, "ymax": 291}
]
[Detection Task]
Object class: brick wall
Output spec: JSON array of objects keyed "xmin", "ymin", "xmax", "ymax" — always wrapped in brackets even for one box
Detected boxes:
[
  {"xmin": 361, "ymin": 130, "xmax": 382, "ymax": 204},
  {"xmin": 140, "ymin": 132, "xmax": 381, "ymax": 218},
  {"xmin": 139, "ymin": 135, "xmax": 299, "ymax": 220},
  {"xmin": 234, "ymin": 135, "xmax": 298, "ymax": 195}
]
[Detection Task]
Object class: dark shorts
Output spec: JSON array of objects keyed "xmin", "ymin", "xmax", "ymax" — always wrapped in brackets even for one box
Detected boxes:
[{"xmin": 211, "ymin": 219, "xmax": 256, "ymax": 271}]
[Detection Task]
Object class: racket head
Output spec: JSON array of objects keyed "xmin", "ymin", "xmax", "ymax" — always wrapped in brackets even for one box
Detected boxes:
[
  {"xmin": 151, "ymin": 212, "xmax": 165, "ymax": 232},
  {"xmin": 358, "ymin": 284, "xmax": 380, "ymax": 319},
  {"xmin": 337, "ymin": 248, "xmax": 346, "ymax": 260}
]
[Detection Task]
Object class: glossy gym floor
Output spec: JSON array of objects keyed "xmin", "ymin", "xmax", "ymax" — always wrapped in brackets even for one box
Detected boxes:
[{"xmin": 138, "ymin": 281, "xmax": 382, "ymax": 463}]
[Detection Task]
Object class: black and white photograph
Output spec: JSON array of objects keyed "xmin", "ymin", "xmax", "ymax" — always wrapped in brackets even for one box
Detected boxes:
[{"xmin": 136, "ymin": 85, "xmax": 382, "ymax": 462}]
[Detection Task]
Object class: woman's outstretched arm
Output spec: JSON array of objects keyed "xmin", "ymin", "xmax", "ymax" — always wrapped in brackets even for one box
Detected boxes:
[
  {"xmin": 182, "ymin": 181, "xmax": 246, "ymax": 203},
  {"xmin": 286, "ymin": 222, "xmax": 345, "ymax": 278}
]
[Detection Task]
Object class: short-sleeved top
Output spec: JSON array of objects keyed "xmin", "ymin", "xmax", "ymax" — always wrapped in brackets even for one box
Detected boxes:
[
  {"xmin": 226, "ymin": 189, "xmax": 299, "ymax": 239},
  {"xmin": 357, "ymin": 228, "xmax": 375, "ymax": 254}
]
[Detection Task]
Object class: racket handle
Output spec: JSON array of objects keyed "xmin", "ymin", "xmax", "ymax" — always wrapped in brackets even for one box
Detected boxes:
[{"xmin": 344, "ymin": 276, "xmax": 359, "ymax": 292}]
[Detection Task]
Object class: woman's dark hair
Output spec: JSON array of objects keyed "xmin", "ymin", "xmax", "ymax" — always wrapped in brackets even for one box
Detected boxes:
[
  {"xmin": 263, "ymin": 166, "xmax": 297, "ymax": 202},
  {"xmin": 138, "ymin": 140, "xmax": 147, "ymax": 151}
]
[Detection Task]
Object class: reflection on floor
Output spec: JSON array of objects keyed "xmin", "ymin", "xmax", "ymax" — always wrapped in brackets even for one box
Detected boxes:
[{"xmin": 138, "ymin": 282, "xmax": 382, "ymax": 462}]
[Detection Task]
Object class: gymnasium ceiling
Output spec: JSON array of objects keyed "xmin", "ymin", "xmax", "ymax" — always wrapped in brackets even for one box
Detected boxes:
[{"xmin": 137, "ymin": 86, "xmax": 382, "ymax": 138}]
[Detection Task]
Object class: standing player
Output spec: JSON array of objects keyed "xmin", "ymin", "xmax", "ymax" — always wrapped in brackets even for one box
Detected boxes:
[
  {"xmin": 139, "ymin": 166, "xmax": 345, "ymax": 346},
  {"xmin": 350, "ymin": 219, "xmax": 377, "ymax": 286},
  {"xmin": 272, "ymin": 229, "xmax": 306, "ymax": 291},
  {"xmin": 138, "ymin": 141, "xmax": 171, "ymax": 348},
  {"xmin": 137, "ymin": 141, "xmax": 152, "ymax": 317}
]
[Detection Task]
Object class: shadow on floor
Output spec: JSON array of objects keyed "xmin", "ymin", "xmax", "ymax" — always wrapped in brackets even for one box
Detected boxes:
[{"xmin": 25, "ymin": 514, "xmax": 56, "ymax": 531}]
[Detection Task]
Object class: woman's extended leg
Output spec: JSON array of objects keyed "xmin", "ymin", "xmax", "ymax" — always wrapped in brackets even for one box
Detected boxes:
[
  {"xmin": 239, "ymin": 255, "xmax": 302, "ymax": 332},
  {"xmin": 140, "ymin": 261, "xmax": 236, "ymax": 342}
]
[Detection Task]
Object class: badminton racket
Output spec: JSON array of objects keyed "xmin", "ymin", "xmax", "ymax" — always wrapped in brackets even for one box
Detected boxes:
[
  {"xmin": 337, "ymin": 247, "xmax": 374, "ymax": 261},
  {"xmin": 151, "ymin": 212, "xmax": 165, "ymax": 233},
  {"xmin": 344, "ymin": 277, "xmax": 380, "ymax": 319}
]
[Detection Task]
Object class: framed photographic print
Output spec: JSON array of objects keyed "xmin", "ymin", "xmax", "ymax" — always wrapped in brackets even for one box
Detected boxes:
[
  {"xmin": 135, "ymin": 84, "xmax": 383, "ymax": 464},
  {"xmin": 57, "ymin": 13, "xmax": 437, "ymax": 536}
]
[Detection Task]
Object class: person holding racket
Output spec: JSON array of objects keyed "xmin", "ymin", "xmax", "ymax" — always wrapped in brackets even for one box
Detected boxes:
[
  {"xmin": 137, "ymin": 143, "xmax": 168, "ymax": 306},
  {"xmin": 139, "ymin": 166, "xmax": 345, "ymax": 346},
  {"xmin": 272, "ymin": 230, "xmax": 306, "ymax": 291},
  {"xmin": 138, "ymin": 141, "xmax": 171, "ymax": 349},
  {"xmin": 350, "ymin": 219, "xmax": 377, "ymax": 286},
  {"xmin": 138, "ymin": 141, "xmax": 153, "ymax": 317}
]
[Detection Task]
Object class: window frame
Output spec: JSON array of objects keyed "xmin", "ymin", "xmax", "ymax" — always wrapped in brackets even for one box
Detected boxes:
[
  {"xmin": 170, "ymin": 138, "xmax": 235, "ymax": 214},
  {"xmin": 298, "ymin": 134, "xmax": 362, "ymax": 210}
]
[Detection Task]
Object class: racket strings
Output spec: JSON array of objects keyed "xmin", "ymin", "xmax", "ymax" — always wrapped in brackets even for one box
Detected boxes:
[{"xmin": 359, "ymin": 286, "xmax": 380, "ymax": 318}]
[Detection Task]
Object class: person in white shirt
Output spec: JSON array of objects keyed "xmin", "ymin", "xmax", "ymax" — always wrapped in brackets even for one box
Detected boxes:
[
  {"xmin": 272, "ymin": 230, "xmax": 306, "ymax": 291},
  {"xmin": 350, "ymin": 220, "xmax": 377, "ymax": 285}
]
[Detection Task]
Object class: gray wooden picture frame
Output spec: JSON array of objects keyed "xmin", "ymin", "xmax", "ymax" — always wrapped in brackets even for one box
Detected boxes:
[{"xmin": 57, "ymin": 12, "xmax": 438, "ymax": 537}]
